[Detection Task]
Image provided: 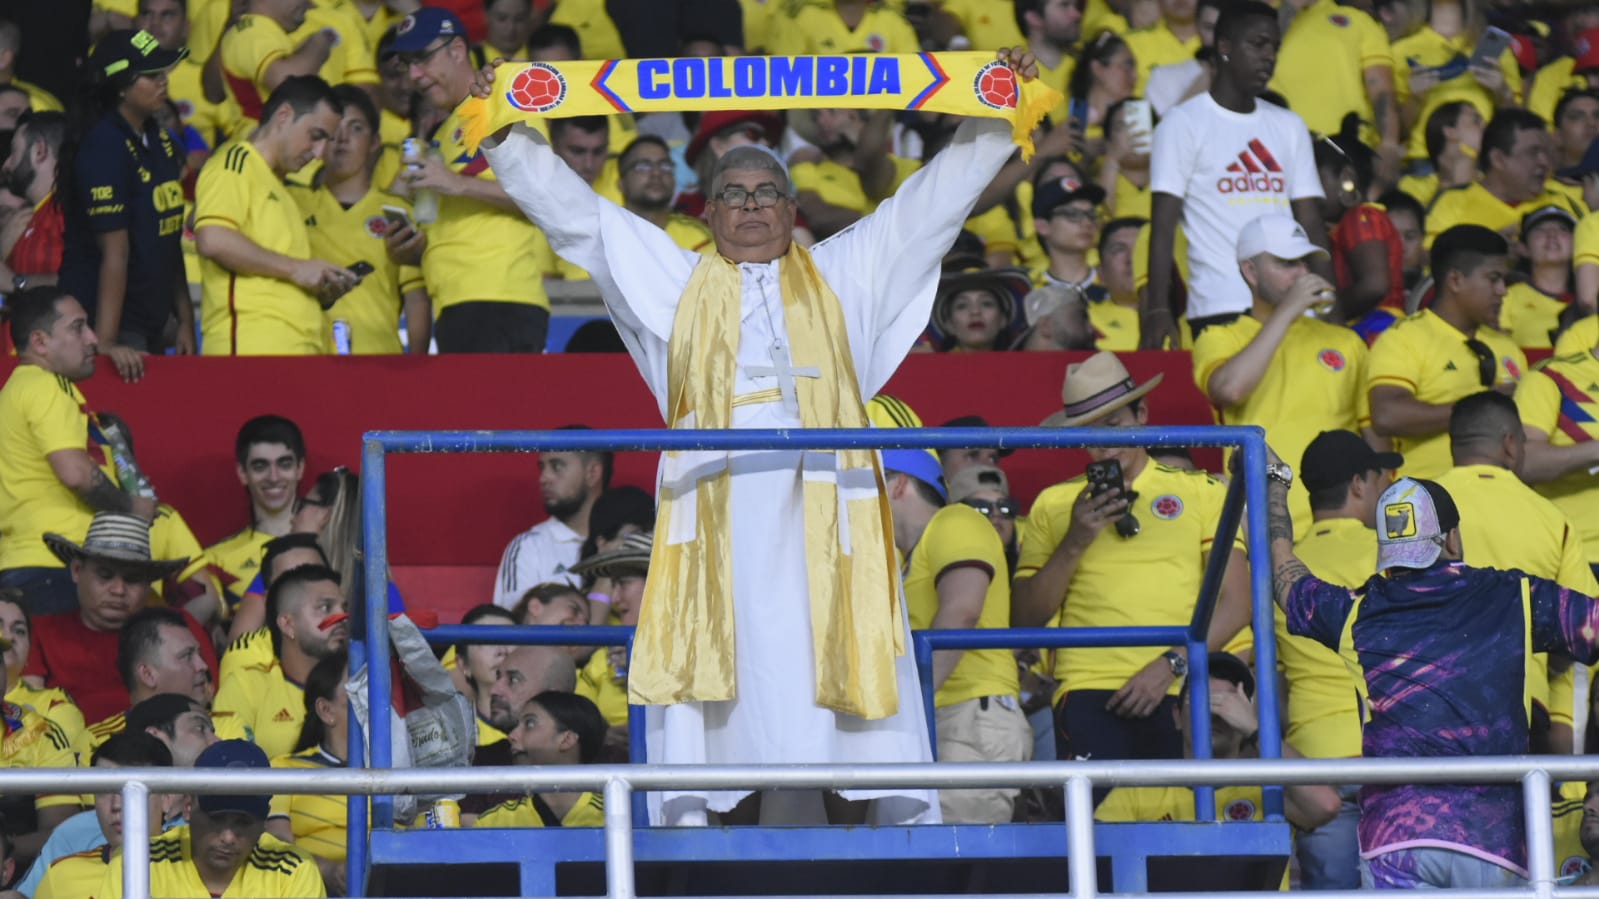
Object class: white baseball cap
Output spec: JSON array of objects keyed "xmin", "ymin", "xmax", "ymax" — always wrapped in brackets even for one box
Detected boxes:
[{"xmin": 1235, "ymin": 214, "xmax": 1330, "ymax": 263}]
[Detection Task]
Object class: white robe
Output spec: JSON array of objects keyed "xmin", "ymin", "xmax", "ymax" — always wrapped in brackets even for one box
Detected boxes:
[{"xmin": 483, "ymin": 118, "xmax": 1017, "ymax": 825}]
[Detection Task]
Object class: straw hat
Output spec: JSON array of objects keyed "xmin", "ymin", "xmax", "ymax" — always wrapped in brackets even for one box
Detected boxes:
[
  {"xmin": 43, "ymin": 512, "xmax": 188, "ymax": 582},
  {"xmin": 569, "ymin": 532, "xmax": 653, "ymax": 580},
  {"xmin": 1041, "ymin": 351, "xmax": 1164, "ymax": 427}
]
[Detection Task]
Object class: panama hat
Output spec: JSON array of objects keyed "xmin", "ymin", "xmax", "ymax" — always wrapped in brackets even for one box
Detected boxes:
[
  {"xmin": 1041, "ymin": 351, "xmax": 1164, "ymax": 427},
  {"xmin": 43, "ymin": 512, "xmax": 187, "ymax": 582},
  {"xmin": 569, "ymin": 532, "xmax": 653, "ymax": 580}
]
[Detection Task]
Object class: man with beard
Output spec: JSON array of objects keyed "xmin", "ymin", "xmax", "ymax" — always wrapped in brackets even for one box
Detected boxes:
[
  {"xmin": 461, "ymin": 645, "xmax": 578, "ymax": 816},
  {"xmin": 492, "ymin": 427, "xmax": 612, "ymax": 605},
  {"xmin": 473, "ymin": 692, "xmax": 608, "ymax": 828},
  {"xmin": 0, "ymin": 111, "xmax": 66, "ymax": 290},
  {"xmin": 214, "ymin": 565, "xmax": 348, "ymax": 758},
  {"xmin": 618, "ymin": 136, "xmax": 712, "ymax": 254},
  {"xmin": 1425, "ymin": 109, "xmax": 1579, "ymax": 249},
  {"xmin": 1016, "ymin": 0, "xmax": 1081, "ymax": 124}
]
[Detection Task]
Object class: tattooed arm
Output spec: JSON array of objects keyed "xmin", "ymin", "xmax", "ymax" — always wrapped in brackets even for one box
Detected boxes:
[
  {"xmin": 47, "ymin": 449, "xmax": 156, "ymax": 519},
  {"xmin": 1267, "ymin": 478, "xmax": 1313, "ymax": 611}
]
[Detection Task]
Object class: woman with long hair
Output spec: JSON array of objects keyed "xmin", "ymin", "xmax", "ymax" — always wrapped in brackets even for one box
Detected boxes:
[
  {"xmin": 1066, "ymin": 31, "xmax": 1139, "ymax": 162},
  {"xmin": 1314, "ymin": 118, "xmax": 1406, "ymax": 343},
  {"xmin": 267, "ymin": 650, "xmax": 350, "ymax": 896}
]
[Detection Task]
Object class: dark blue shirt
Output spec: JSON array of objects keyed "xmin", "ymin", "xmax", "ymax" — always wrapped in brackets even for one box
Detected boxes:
[{"xmin": 60, "ymin": 113, "xmax": 186, "ymax": 344}]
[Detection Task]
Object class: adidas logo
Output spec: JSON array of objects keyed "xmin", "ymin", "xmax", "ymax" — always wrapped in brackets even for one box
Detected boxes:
[
  {"xmin": 241, "ymin": 559, "xmax": 258, "ymax": 570},
  {"xmin": 1445, "ymin": 361, "xmax": 1457, "ymax": 371},
  {"xmin": 1588, "ymin": 383, "xmax": 1599, "ymax": 392},
  {"xmin": 1218, "ymin": 139, "xmax": 1285, "ymax": 194},
  {"xmin": 272, "ymin": 708, "xmax": 294, "ymax": 723}
]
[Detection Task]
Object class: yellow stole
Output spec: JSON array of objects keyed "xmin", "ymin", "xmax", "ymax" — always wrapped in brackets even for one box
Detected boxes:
[{"xmin": 626, "ymin": 246, "xmax": 904, "ymax": 720}]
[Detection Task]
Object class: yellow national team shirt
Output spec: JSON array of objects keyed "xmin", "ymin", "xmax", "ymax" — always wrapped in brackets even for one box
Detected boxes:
[
  {"xmin": 0, "ymin": 703, "xmax": 79, "ymax": 812},
  {"xmin": 1366, "ymin": 309, "xmax": 1526, "ymax": 478},
  {"xmin": 1425, "ymin": 182, "xmax": 1584, "ymax": 248},
  {"xmin": 289, "ymin": 0, "xmax": 379, "ymax": 87},
  {"xmin": 189, "ymin": 0, "xmax": 230, "ymax": 59},
  {"xmin": 77, "ymin": 708, "xmax": 251, "ymax": 761},
  {"xmin": 220, "ymin": 14, "xmax": 293, "ymax": 123},
  {"xmin": 663, "ymin": 215, "xmax": 714, "ymax": 253},
  {"xmin": 270, "ymin": 746, "xmax": 347, "ymax": 862},
  {"xmin": 1123, "ymin": 24, "xmax": 1201, "ymax": 96},
  {"xmin": 1397, "ymin": 171, "xmax": 1439, "ymax": 209},
  {"xmin": 1530, "ymin": 58, "xmax": 1585, "ymax": 128},
  {"xmin": 1089, "ymin": 297, "xmax": 1140, "ymax": 351},
  {"xmin": 1019, "ymin": 463, "xmax": 1243, "ymax": 699},
  {"xmin": 0, "ymin": 366, "xmax": 95, "ymax": 570},
  {"xmin": 196, "ymin": 141, "xmax": 325, "ymax": 356},
  {"xmin": 213, "ymin": 655, "xmax": 307, "ymax": 759},
  {"xmin": 904, "ymin": 503, "xmax": 1021, "ymax": 708},
  {"xmin": 1554, "ymin": 781, "xmax": 1590, "ymax": 883},
  {"xmin": 424, "ymin": 111, "xmax": 556, "ymax": 312},
  {"xmin": 168, "ymin": 56, "xmax": 243, "ymax": 148},
  {"xmin": 1575, "ymin": 211, "xmax": 1599, "ymax": 276},
  {"xmin": 941, "ymin": 0, "xmax": 1026, "ymax": 50},
  {"xmin": 11, "ymin": 79, "xmax": 63, "ymax": 114},
  {"xmin": 1279, "ymin": 517, "xmax": 1373, "ymax": 760},
  {"xmin": 204, "ymin": 526, "xmax": 273, "ymax": 612},
  {"xmin": 476, "ymin": 714, "xmax": 506, "ymax": 747},
  {"xmin": 475, "ymin": 792, "xmax": 605, "ymax": 828},
  {"xmin": 1393, "ymin": 26, "xmax": 1521, "ymax": 161},
  {"xmin": 5, "ymin": 683, "xmax": 83, "ymax": 751},
  {"xmin": 1270, "ymin": 0, "xmax": 1392, "ymax": 143},
  {"xmin": 1191, "ymin": 312, "xmax": 1372, "ymax": 536},
  {"xmin": 791, "ymin": 155, "xmax": 920, "ymax": 218},
  {"xmin": 1097, "ymin": 783, "xmax": 1271, "ymax": 823},
  {"xmin": 1500, "ymin": 282, "xmax": 1569, "ymax": 350},
  {"xmin": 352, "ymin": 1, "xmax": 398, "ymax": 51},
  {"xmin": 98, "ymin": 826, "xmax": 325, "ymax": 898},
  {"xmin": 1515, "ymin": 350, "xmax": 1599, "ymax": 562},
  {"xmin": 289, "ymin": 184, "xmax": 423, "ymax": 354},
  {"xmin": 36, "ymin": 845, "xmax": 113, "ymax": 899},
  {"xmin": 220, "ymin": 627, "xmax": 277, "ymax": 683},
  {"xmin": 575, "ymin": 648, "xmax": 628, "ymax": 727},
  {"xmin": 769, "ymin": 4, "xmax": 919, "ymax": 55},
  {"xmin": 547, "ymin": 0, "xmax": 627, "ymax": 59},
  {"xmin": 1111, "ymin": 172, "xmax": 1152, "ymax": 219},
  {"xmin": 149, "ymin": 503, "xmax": 214, "ymax": 601}
]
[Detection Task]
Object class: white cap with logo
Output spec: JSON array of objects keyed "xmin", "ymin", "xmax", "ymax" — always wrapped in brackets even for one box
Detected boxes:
[{"xmin": 1235, "ymin": 213, "xmax": 1330, "ymax": 263}]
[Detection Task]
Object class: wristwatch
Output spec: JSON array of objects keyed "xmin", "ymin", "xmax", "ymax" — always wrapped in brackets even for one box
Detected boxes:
[
  {"xmin": 1162, "ymin": 650, "xmax": 1188, "ymax": 678},
  {"xmin": 1266, "ymin": 462, "xmax": 1294, "ymax": 488}
]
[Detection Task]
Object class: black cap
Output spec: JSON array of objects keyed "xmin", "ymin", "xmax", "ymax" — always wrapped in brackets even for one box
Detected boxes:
[
  {"xmin": 1522, "ymin": 204, "xmax": 1577, "ymax": 239},
  {"xmin": 1205, "ymin": 651, "xmax": 1255, "ymax": 699},
  {"xmin": 1300, "ymin": 430, "xmax": 1404, "ymax": 493},
  {"xmin": 1031, "ymin": 174, "xmax": 1107, "ymax": 220},
  {"xmin": 89, "ymin": 29, "xmax": 187, "ymax": 83}
]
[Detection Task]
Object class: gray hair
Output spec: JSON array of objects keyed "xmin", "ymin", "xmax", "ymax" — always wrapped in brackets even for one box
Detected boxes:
[
  {"xmin": 709, "ymin": 145, "xmax": 793, "ymax": 199},
  {"xmin": 1023, "ymin": 284, "xmax": 1084, "ymax": 327}
]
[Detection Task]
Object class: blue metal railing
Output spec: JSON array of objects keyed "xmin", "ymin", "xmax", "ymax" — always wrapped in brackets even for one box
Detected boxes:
[{"xmin": 354, "ymin": 425, "xmax": 1278, "ymax": 896}]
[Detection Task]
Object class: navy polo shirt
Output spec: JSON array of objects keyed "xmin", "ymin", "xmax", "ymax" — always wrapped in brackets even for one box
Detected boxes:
[{"xmin": 60, "ymin": 113, "xmax": 187, "ymax": 344}]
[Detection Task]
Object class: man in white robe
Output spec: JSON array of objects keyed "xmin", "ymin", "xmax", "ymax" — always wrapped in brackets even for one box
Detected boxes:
[{"xmin": 477, "ymin": 51, "xmax": 1035, "ymax": 826}]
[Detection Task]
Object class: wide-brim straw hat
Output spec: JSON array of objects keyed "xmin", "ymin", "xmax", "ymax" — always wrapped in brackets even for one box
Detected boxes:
[
  {"xmin": 1041, "ymin": 351, "xmax": 1164, "ymax": 428},
  {"xmin": 43, "ymin": 512, "xmax": 188, "ymax": 582},
  {"xmin": 569, "ymin": 531, "xmax": 653, "ymax": 580}
]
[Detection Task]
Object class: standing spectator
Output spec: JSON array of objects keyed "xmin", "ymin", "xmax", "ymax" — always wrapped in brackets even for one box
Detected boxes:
[
  {"xmin": 481, "ymin": 0, "xmax": 535, "ymax": 60},
  {"xmin": 1, "ymin": 112, "xmax": 66, "ymax": 294},
  {"xmin": 1031, "ymin": 174, "xmax": 1106, "ymax": 295},
  {"xmin": 768, "ymin": 0, "xmax": 919, "ymax": 55},
  {"xmin": 1066, "ymin": 31, "xmax": 1138, "ymax": 160},
  {"xmin": 1527, "ymin": 15, "xmax": 1599, "ymax": 124},
  {"xmin": 137, "ymin": 0, "xmax": 241, "ymax": 152},
  {"xmin": 1392, "ymin": 0, "xmax": 1520, "ymax": 165},
  {"xmin": 219, "ymin": 0, "xmax": 338, "ymax": 124},
  {"xmin": 568, "ymin": 535, "xmax": 648, "ymax": 738},
  {"xmin": 390, "ymin": 7, "xmax": 557, "ymax": 352},
  {"xmin": 1013, "ymin": 353, "xmax": 1251, "ymax": 775},
  {"xmin": 202, "ymin": 416, "xmax": 307, "ymax": 609},
  {"xmin": 1500, "ymin": 206, "xmax": 1576, "ymax": 350},
  {"xmin": 1015, "ymin": 0, "xmax": 1083, "ymax": 124},
  {"xmin": 884, "ymin": 449, "xmax": 1032, "ymax": 824},
  {"xmin": 194, "ymin": 75, "xmax": 356, "ymax": 356},
  {"xmin": 60, "ymin": 31, "xmax": 193, "ymax": 376},
  {"xmin": 617, "ymin": 136, "xmax": 713, "ymax": 254},
  {"xmin": 1143, "ymin": 0, "xmax": 1221, "ymax": 117},
  {"xmin": 1397, "ymin": 101, "xmax": 1483, "ymax": 209},
  {"xmin": 1555, "ymin": 89, "xmax": 1599, "ymax": 173},
  {"xmin": 1438, "ymin": 391, "xmax": 1599, "ymax": 755},
  {"xmin": 1515, "ymin": 322, "xmax": 1599, "ymax": 577},
  {"xmin": 1315, "ymin": 129, "xmax": 1404, "ymax": 339},
  {"xmin": 948, "ymin": 464, "xmax": 1019, "ymax": 576},
  {"xmin": 267, "ymin": 650, "xmax": 350, "ymax": 895},
  {"xmin": 1377, "ymin": 188, "xmax": 1428, "ymax": 295},
  {"xmin": 791, "ymin": 108, "xmax": 909, "ymax": 240},
  {"xmin": 1368, "ymin": 225, "xmax": 1525, "ymax": 478},
  {"xmin": 935, "ymin": 415, "xmax": 1009, "ymax": 485},
  {"xmin": 1270, "ymin": 0, "xmax": 1399, "ymax": 170},
  {"xmin": 290, "ymin": 84, "xmax": 431, "ymax": 355},
  {"xmin": 1088, "ymin": 216, "xmax": 1144, "ymax": 349},
  {"xmin": 1269, "ymin": 469, "xmax": 1599, "ymax": 889},
  {"xmin": 1193, "ymin": 213, "xmax": 1369, "ymax": 537},
  {"xmin": 0, "ymin": 289, "xmax": 156, "ymax": 613},
  {"xmin": 1142, "ymin": 0, "xmax": 1329, "ymax": 348},
  {"xmin": 1426, "ymin": 109, "xmax": 1576, "ymax": 247},
  {"xmin": 492, "ymin": 430, "xmax": 611, "ymax": 607},
  {"xmin": 1285, "ymin": 431, "xmax": 1399, "ymax": 889},
  {"xmin": 0, "ymin": 20, "xmax": 62, "ymax": 113},
  {"xmin": 1125, "ymin": 0, "xmax": 1203, "ymax": 95}
]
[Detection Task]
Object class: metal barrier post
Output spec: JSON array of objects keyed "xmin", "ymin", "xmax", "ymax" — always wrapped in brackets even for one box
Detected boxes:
[
  {"xmin": 605, "ymin": 777, "xmax": 636, "ymax": 899},
  {"xmin": 1524, "ymin": 769, "xmax": 1555, "ymax": 899},
  {"xmin": 360, "ymin": 437, "xmax": 395, "ymax": 830},
  {"xmin": 1065, "ymin": 775, "xmax": 1097, "ymax": 899},
  {"xmin": 121, "ymin": 780, "xmax": 150, "ymax": 899},
  {"xmin": 1240, "ymin": 428, "xmax": 1285, "ymax": 820},
  {"xmin": 915, "ymin": 633, "xmax": 937, "ymax": 755},
  {"xmin": 346, "ymin": 711, "xmax": 370, "ymax": 897}
]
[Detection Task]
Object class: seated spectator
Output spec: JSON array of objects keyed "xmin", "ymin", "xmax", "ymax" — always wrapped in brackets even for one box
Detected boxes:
[
  {"xmin": 267, "ymin": 650, "xmax": 349, "ymax": 896},
  {"xmin": 0, "ymin": 616, "xmax": 76, "ymax": 869},
  {"xmin": 481, "ymin": 0, "xmax": 535, "ymax": 61},
  {"xmin": 929, "ymin": 262, "xmax": 1030, "ymax": 352},
  {"xmin": 0, "ymin": 20, "xmax": 62, "ymax": 112},
  {"xmin": 577, "ymin": 486, "xmax": 655, "ymax": 626},
  {"xmin": 884, "ymin": 449, "xmax": 1031, "ymax": 824},
  {"xmin": 461, "ymin": 644, "xmax": 578, "ymax": 817},
  {"xmin": 219, "ymin": 0, "xmax": 337, "ymax": 124},
  {"xmin": 569, "ymin": 534, "xmax": 649, "ymax": 752},
  {"xmin": 617, "ymin": 136, "xmax": 713, "ymax": 254},
  {"xmin": 1567, "ymin": 779, "xmax": 1599, "ymax": 885},
  {"xmin": 0, "ymin": 288, "xmax": 155, "ymax": 613},
  {"xmin": 1143, "ymin": 0, "xmax": 1220, "ymax": 116},
  {"xmin": 1392, "ymin": 0, "xmax": 1518, "ymax": 166},
  {"xmin": 473, "ymin": 691, "xmax": 607, "ymax": 828},
  {"xmin": 1516, "ymin": 315, "xmax": 1599, "ymax": 575},
  {"xmin": 493, "ymin": 429, "xmax": 610, "ymax": 607},
  {"xmin": 0, "ymin": 83, "xmax": 29, "ymax": 131},
  {"xmin": 936, "ymin": 415, "xmax": 1010, "ymax": 483},
  {"xmin": 33, "ymin": 733, "xmax": 177, "ymax": 899},
  {"xmin": 1368, "ymin": 225, "xmax": 1526, "ymax": 479},
  {"xmin": 24, "ymin": 513, "xmax": 216, "ymax": 724},
  {"xmin": 1032, "ymin": 174, "xmax": 1107, "ymax": 295},
  {"xmin": 1, "ymin": 112, "xmax": 65, "ymax": 291},
  {"xmin": 203, "ymin": 415, "xmax": 307, "ymax": 615},
  {"xmin": 214, "ymin": 565, "xmax": 348, "ymax": 758},
  {"xmin": 450, "ymin": 603, "xmax": 515, "ymax": 746},
  {"xmin": 1425, "ymin": 109, "xmax": 1579, "ymax": 249},
  {"xmin": 194, "ymin": 76, "xmax": 356, "ymax": 356},
  {"xmin": 544, "ymin": 0, "xmax": 626, "ymax": 59},
  {"xmin": 129, "ymin": 693, "xmax": 222, "ymax": 768},
  {"xmin": 511, "ymin": 583, "xmax": 591, "ymax": 661},
  {"xmin": 1013, "ymin": 283, "xmax": 1096, "ymax": 351},
  {"xmin": 1125, "ymin": 0, "xmax": 1202, "ymax": 94},
  {"xmin": 1314, "ymin": 127, "xmax": 1403, "ymax": 338},
  {"xmin": 98, "ymin": 740, "xmax": 322, "ymax": 898},
  {"xmin": 222, "ymin": 531, "xmax": 329, "ymax": 661},
  {"xmin": 1397, "ymin": 101, "xmax": 1482, "ymax": 209},
  {"xmin": 1554, "ymin": 89, "xmax": 1599, "ymax": 175},
  {"xmin": 290, "ymin": 84, "xmax": 431, "ymax": 355},
  {"xmin": 0, "ymin": 590, "xmax": 83, "ymax": 749},
  {"xmin": 1375, "ymin": 189, "xmax": 1428, "ymax": 298},
  {"xmin": 1501, "ymin": 206, "xmax": 1577, "ymax": 350}
]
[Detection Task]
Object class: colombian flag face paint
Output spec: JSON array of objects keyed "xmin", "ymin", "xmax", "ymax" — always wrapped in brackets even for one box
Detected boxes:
[{"xmin": 456, "ymin": 53, "xmax": 1063, "ymax": 158}]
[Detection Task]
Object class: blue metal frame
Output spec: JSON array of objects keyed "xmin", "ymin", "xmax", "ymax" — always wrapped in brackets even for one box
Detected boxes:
[{"xmin": 354, "ymin": 425, "xmax": 1282, "ymax": 895}]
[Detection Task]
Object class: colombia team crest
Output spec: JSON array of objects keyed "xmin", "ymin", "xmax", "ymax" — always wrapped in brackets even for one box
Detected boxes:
[
  {"xmin": 1224, "ymin": 798, "xmax": 1256, "ymax": 820},
  {"xmin": 972, "ymin": 60, "xmax": 1019, "ymax": 110},
  {"xmin": 507, "ymin": 63, "xmax": 569, "ymax": 114},
  {"xmin": 366, "ymin": 215, "xmax": 388, "ymax": 238},
  {"xmin": 1318, "ymin": 349, "xmax": 1346, "ymax": 372},
  {"xmin": 1151, "ymin": 495, "xmax": 1183, "ymax": 520}
]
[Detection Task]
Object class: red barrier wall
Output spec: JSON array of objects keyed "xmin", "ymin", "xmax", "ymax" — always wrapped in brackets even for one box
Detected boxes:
[{"xmin": 0, "ymin": 352, "xmax": 1215, "ymax": 569}]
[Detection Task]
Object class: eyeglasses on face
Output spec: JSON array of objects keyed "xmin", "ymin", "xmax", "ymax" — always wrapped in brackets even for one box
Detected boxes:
[
  {"xmin": 1463, "ymin": 338, "xmax": 1496, "ymax": 388},
  {"xmin": 715, "ymin": 185, "xmax": 784, "ymax": 208},
  {"xmin": 961, "ymin": 498, "xmax": 1019, "ymax": 519},
  {"xmin": 1051, "ymin": 206, "xmax": 1101, "ymax": 225},
  {"xmin": 399, "ymin": 39, "xmax": 452, "ymax": 67}
]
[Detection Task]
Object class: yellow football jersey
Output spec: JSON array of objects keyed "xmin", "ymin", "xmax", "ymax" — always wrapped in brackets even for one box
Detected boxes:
[
  {"xmin": 213, "ymin": 655, "xmax": 307, "ymax": 760},
  {"xmin": 270, "ymin": 746, "xmax": 348, "ymax": 862},
  {"xmin": 475, "ymin": 792, "xmax": 605, "ymax": 828},
  {"xmin": 0, "ymin": 366, "xmax": 95, "ymax": 570},
  {"xmin": 289, "ymin": 184, "xmax": 424, "ymax": 354},
  {"xmin": 98, "ymin": 826, "xmax": 324, "ymax": 898}
]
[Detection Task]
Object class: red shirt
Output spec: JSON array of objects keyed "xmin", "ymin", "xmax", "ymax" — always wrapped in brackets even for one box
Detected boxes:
[
  {"xmin": 22, "ymin": 609, "xmax": 218, "ymax": 722},
  {"xmin": 1331, "ymin": 203, "xmax": 1405, "ymax": 313},
  {"xmin": 8, "ymin": 193, "xmax": 64, "ymax": 277}
]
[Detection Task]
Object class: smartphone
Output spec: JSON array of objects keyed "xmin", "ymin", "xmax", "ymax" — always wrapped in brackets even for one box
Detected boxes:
[
  {"xmin": 1123, "ymin": 98, "xmax": 1154, "ymax": 152},
  {"xmin": 1068, "ymin": 97, "xmax": 1090, "ymax": 135},
  {"xmin": 1471, "ymin": 26, "xmax": 1512, "ymax": 69},
  {"xmin": 1085, "ymin": 459, "xmax": 1124, "ymax": 498},
  {"xmin": 347, "ymin": 261, "xmax": 375, "ymax": 278},
  {"xmin": 381, "ymin": 205, "xmax": 414, "ymax": 233}
]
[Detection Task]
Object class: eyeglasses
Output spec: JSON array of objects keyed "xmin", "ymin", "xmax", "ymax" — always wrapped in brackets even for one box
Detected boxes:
[
  {"xmin": 623, "ymin": 159, "xmax": 675, "ymax": 176},
  {"xmin": 398, "ymin": 39, "xmax": 452, "ymax": 67},
  {"xmin": 1051, "ymin": 206, "xmax": 1101, "ymax": 225},
  {"xmin": 293, "ymin": 491, "xmax": 334, "ymax": 514},
  {"xmin": 715, "ymin": 185, "xmax": 785, "ymax": 208},
  {"xmin": 1463, "ymin": 338, "xmax": 1496, "ymax": 388},
  {"xmin": 961, "ymin": 498, "xmax": 1020, "ymax": 519}
]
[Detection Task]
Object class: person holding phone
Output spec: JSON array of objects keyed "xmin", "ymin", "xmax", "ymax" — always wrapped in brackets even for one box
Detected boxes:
[
  {"xmin": 1391, "ymin": 1, "xmax": 1520, "ymax": 163},
  {"xmin": 1012, "ymin": 351, "xmax": 1253, "ymax": 780}
]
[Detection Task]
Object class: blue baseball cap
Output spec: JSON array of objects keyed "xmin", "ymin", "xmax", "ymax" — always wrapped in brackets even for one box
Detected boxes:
[
  {"xmin": 194, "ymin": 740, "xmax": 271, "ymax": 820},
  {"xmin": 881, "ymin": 449, "xmax": 948, "ymax": 501},
  {"xmin": 386, "ymin": 7, "xmax": 467, "ymax": 56}
]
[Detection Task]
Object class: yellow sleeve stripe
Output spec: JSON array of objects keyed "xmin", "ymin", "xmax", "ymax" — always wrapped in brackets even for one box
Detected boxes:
[
  {"xmin": 1367, "ymin": 374, "xmax": 1418, "ymax": 392},
  {"xmin": 253, "ymin": 50, "xmax": 287, "ymax": 86},
  {"xmin": 194, "ymin": 214, "xmax": 241, "ymax": 230}
]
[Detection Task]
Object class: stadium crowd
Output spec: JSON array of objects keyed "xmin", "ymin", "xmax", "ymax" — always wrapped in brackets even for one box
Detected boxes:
[{"xmin": 3, "ymin": 0, "xmax": 1599, "ymax": 893}]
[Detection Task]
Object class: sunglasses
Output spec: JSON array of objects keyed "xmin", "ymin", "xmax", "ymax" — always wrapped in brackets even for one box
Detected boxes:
[
  {"xmin": 1464, "ymin": 338, "xmax": 1496, "ymax": 388},
  {"xmin": 962, "ymin": 498, "xmax": 1020, "ymax": 519}
]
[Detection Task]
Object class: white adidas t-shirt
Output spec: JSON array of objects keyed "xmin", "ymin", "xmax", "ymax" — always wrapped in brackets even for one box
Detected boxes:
[{"xmin": 1150, "ymin": 92, "xmax": 1323, "ymax": 319}]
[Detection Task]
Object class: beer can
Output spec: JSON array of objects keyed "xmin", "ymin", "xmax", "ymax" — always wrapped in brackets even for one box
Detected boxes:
[
  {"xmin": 402, "ymin": 137, "xmax": 423, "ymax": 167},
  {"xmin": 424, "ymin": 798, "xmax": 460, "ymax": 829},
  {"xmin": 333, "ymin": 319, "xmax": 352, "ymax": 355}
]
